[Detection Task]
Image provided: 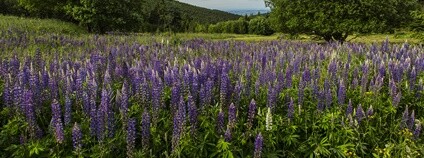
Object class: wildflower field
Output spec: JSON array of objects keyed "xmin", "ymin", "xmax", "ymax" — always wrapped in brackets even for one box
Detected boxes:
[{"xmin": 0, "ymin": 30, "xmax": 423, "ymax": 157}]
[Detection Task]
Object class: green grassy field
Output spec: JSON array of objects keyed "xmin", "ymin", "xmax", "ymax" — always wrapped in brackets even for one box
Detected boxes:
[{"xmin": 0, "ymin": 14, "xmax": 422, "ymax": 44}]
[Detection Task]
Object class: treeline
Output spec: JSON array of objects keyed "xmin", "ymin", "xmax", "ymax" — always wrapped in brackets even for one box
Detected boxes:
[
  {"xmin": 0, "ymin": 0, "xmax": 240, "ymax": 34},
  {"xmin": 194, "ymin": 16, "xmax": 274, "ymax": 36}
]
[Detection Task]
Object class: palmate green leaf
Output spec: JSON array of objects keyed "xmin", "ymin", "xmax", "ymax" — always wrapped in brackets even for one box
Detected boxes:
[{"xmin": 29, "ymin": 141, "xmax": 45, "ymax": 156}]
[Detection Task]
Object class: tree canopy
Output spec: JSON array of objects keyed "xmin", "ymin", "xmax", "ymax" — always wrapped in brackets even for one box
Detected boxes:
[{"xmin": 266, "ymin": 0, "xmax": 419, "ymax": 42}]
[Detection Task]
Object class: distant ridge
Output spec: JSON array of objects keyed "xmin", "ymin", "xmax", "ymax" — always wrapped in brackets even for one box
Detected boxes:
[
  {"xmin": 171, "ymin": 0, "xmax": 241, "ymax": 24},
  {"xmin": 225, "ymin": 9, "xmax": 271, "ymax": 16}
]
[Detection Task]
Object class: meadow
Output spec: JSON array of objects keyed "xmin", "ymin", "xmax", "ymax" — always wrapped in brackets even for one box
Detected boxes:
[{"xmin": 0, "ymin": 15, "xmax": 424, "ymax": 157}]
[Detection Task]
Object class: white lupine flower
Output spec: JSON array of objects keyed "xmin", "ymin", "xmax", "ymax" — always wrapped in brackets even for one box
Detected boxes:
[{"xmin": 266, "ymin": 107, "xmax": 273, "ymax": 131}]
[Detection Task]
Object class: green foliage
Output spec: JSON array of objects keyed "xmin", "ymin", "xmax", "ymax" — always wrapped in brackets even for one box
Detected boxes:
[
  {"xmin": 64, "ymin": 0, "xmax": 144, "ymax": 33},
  {"xmin": 248, "ymin": 16, "xmax": 274, "ymax": 36},
  {"xmin": 0, "ymin": 15, "xmax": 86, "ymax": 34},
  {"xmin": 267, "ymin": 0, "xmax": 420, "ymax": 42},
  {"xmin": 0, "ymin": 0, "xmax": 27, "ymax": 16}
]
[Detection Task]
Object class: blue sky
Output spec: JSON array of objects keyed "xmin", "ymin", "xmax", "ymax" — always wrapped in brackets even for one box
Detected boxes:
[{"xmin": 177, "ymin": 0, "xmax": 269, "ymax": 10}]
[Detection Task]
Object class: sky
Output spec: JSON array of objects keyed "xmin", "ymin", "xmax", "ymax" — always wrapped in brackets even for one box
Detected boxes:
[{"xmin": 177, "ymin": 0, "xmax": 269, "ymax": 10}]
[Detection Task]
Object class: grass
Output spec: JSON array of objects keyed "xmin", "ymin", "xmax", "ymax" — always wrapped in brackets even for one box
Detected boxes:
[
  {"xmin": 0, "ymin": 15, "xmax": 422, "ymax": 44},
  {"xmin": 0, "ymin": 14, "xmax": 86, "ymax": 35}
]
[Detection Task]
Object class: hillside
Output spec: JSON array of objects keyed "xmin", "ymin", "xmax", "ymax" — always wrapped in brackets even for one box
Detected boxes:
[{"xmin": 171, "ymin": 0, "xmax": 241, "ymax": 24}]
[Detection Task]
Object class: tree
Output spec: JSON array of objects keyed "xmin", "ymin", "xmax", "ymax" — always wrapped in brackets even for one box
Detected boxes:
[
  {"xmin": 266, "ymin": 0, "xmax": 419, "ymax": 42},
  {"xmin": 64, "ymin": 0, "xmax": 144, "ymax": 33},
  {"xmin": 248, "ymin": 16, "xmax": 274, "ymax": 36}
]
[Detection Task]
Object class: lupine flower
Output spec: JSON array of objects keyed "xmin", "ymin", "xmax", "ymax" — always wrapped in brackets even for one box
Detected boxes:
[
  {"xmin": 51, "ymin": 99, "xmax": 64, "ymax": 144},
  {"xmin": 401, "ymin": 106, "xmax": 409, "ymax": 129},
  {"xmin": 408, "ymin": 110, "xmax": 415, "ymax": 131},
  {"xmin": 24, "ymin": 89, "xmax": 36, "ymax": 138},
  {"xmin": 367, "ymin": 105, "xmax": 374, "ymax": 118},
  {"xmin": 338, "ymin": 80, "xmax": 346, "ymax": 105},
  {"xmin": 72, "ymin": 123, "xmax": 82, "ymax": 152},
  {"xmin": 120, "ymin": 81, "xmax": 129, "ymax": 120},
  {"xmin": 324, "ymin": 79, "xmax": 332, "ymax": 108},
  {"xmin": 285, "ymin": 66, "xmax": 293, "ymax": 88},
  {"xmin": 220, "ymin": 73, "xmax": 229, "ymax": 107},
  {"xmin": 346, "ymin": 100, "xmax": 353, "ymax": 117},
  {"xmin": 356, "ymin": 104, "xmax": 365, "ymax": 125},
  {"xmin": 228, "ymin": 103, "xmax": 236, "ymax": 129},
  {"xmin": 247, "ymin": 99, "xmax": 256, "ymax": 129},
  {"xmin": 89, "ymin": 92, "xmax": 97, "ymax": 137},
  {"xmin": 224, "ymin": 127, "xmax": 232, "ymax": 142},
  {"xmin": 414, "ymin": 122, "xmax": 421, "ymax": 139},
  {"xmin": 82, "ymin": 91, "xmax": 90, "ymax": 116},
  {"xmin": 254, "ymin": 133, "xmax": 263, "ymax": 158},
  {"xmin": 217, "ymin": 109, "xmax": 225, "ymax": 134},
  {"xmin": 288, "ymin": 97, "xmax": 294, "ymax": 120},
  {"xmin": 141, "ymin": 110, "xmax": 151, "ymax": 150},
  {"xmin": 187, "ymin": 95, "xmax": 198, "ymax": 134},
  {"xmin": 393, "ymin": 92, "xmax": 401, "ymax": 107},
  {"xmin": 64, "ymin": 95, "xmax": 72, "ymax": 126},
  {"xmin": 171, "ymin": 82, "xmax": 181, "ymax": 113},
  {"xmin": 2, "ymin": 80, "xmax": 12, "ymax": 107},
  {"xmin": 172, "ymin": 100, "xmax": 186, "ymax": 152},
  {"xmin": 126, "ymin": 118, "xmax": 136, "ymax": 158},
  {"xmin": 298, "ymin": 81, "xmax": 304, "ymax": 106},
  {"xmin": 266, "ymin": 107, "xmax": 273, "ymax": 131}
]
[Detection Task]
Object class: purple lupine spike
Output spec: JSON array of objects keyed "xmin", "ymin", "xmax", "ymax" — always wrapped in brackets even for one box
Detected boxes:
[
  {"xmin": 267, "ymin": 85, "xmax": 277, "ymax": 109},
  {"xmin": 287, "ymin": 97, "xmax": 294, "ymax": 120},
  {"xmin": 338, "ymin": 80, "xmax": 346, "ymax": 105},
  {"xmin": 247, "ymin": 99, "xmax": 256, "ymax": 130},
  {"xmin": 103, "ymin": 69, "xmax": 111, "ymax": 86},
  {"xmin": 187, "ymin": 95, "xmax": 198, "ymax": 135},
  {"xmin": 254, "ymin": 133, "xmax": 263, "ymax": 158},
  {"xmin": 317, "ymin": 91, "xmax": 324, "ymax": 112},
  {"xmin": 82, "ymin": 91, "xmax": 90, "ymax": 116},
  {"xmin": 171, "ymin": 82, "xmax": 181, "ymax": 113},
  {"xmin": 352, "ymin": 78, "xmax": 359, "ymax": 89},
  {"xmin": 141, "ymin": 110, "xmax": 151, "ymax": 150},
  {"xmin": 172, "ymin": 100, "xmax": 186, "ymax": 152},
  {"xmin": 228, "ymin": 103, "xmax": 237, "ymax": 129},
  {"xmin": 3, "ymin": 80, "xmax": 12, "ymax": 107},
  {"xmin": 72, "ymin": 123, "xmax": 82, "ymax": 152},
  {"xmin": 302, "ymin": 66, "xmax": 311, "ymax": 84},
  {"xmin": 224, "ymin": 127, "xmax": 232, "ymax": 142},
  {"xmin": 217, "ymin": 109, "xmax": 225, "ymax": 134},
  {"xmin": 367, "ymin": 105, "xmax": 374, "ymax": 118},
  {"xmin": 298, "ymin": 81, "xmax": 304, "ymax": 106},
  {"xmin": 356, "ymin": 104, "xmax": 365, "ymax": 125},
  {"xmin": 410, "ymin": 67, "xmax": 417, "ymax": 90},
  {"xmin": 409, "ymin": 110, "xmax": 415, "ymax": 131},
  {"xmin": 205, "ymin": 79, "xmax": 214, "ymax": 105},
  {"xmin": 89, "ymin": 92, "xmax": 97, "ymax": 137},
  {"xmin": 13, "ymin": 81, "xmax": 22, "ymax": 110},
  {"xmin": 191, "ymin": 72, "xmax": 199, "ymax": 100},
  {"xmin": 24, "ymin": 89, "xmax": 36, "ymax": 138},
  {"xmin": 393, "ymin": 92, "xmax": 401, "ymax": 107},
  {"xmin": 51, "ymin": 99, "xmax": 64, "ymax": 144},
  {"xmin": 151, "ymin": 84, "xmax": 161, "ymax": 124},
  {"xmin": 414, "ymin": 123, "xmax": 421, "ymax": 139},
  {"xmin": 401, "ymin": 106, "xmax": 409, "ymax": 129},
  {"xmin": 120, "ymin": 81, "xmax": 129, "ymax": 120},
  {"xmin": 285, "ymin": 66, "xmax": 293, "ymax": 88},
  {"xmin": 139, "ymin": 79, "xmax": 150, "ymax": 108},
  {"xmin": 324, "ymin": 79, "xmax": 332, "ymax": 108},
  {"xmin": 126, "ymin": 118, "xmax": 136, "ymax": 158},
  {"xmin": 64, "ymin": 95, "xmax": 72, "ymax": 126},
  {"xmin": 220, "ymin": 73, "xmax": 229, "ymax": 107},
  {"xmin": 96, "ymin": 89, "xmax": 109, "ymax": 141}
]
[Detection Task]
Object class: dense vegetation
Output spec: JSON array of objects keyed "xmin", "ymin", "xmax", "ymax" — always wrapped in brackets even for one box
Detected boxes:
[
  {"xmin": 266, "ymin": 0, "xmax": 420, "ymax": 42},
  {"xmin": 197, "ymin": 16, "xmax": 274, "ymax": 36},
  {"xmin": 1, "ymin": 25, "xmax": 424, "ymax": 157},
  {"xmin": 1, "ymin": 0, "xmax": 240, "ymax": 33}
]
